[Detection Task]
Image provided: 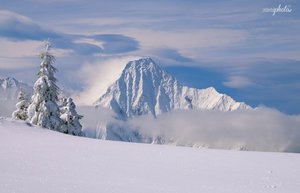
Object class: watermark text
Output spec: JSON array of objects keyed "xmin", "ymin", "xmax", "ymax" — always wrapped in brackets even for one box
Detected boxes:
[{"xmin": 263, "ymin": 4, "xmax": 292, "ymax": 16}]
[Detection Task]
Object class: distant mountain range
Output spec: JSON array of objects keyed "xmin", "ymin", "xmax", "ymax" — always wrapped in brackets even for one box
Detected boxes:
[
  {"xmin": 0, "ymin": 77, "xmax": 32, "ymax": 117},
  {"xmin": 94, "ymin": 58, "xmax": 250, "ymax": 119}
]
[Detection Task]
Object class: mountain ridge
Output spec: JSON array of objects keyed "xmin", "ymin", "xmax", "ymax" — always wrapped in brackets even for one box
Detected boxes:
[{"xmin": 94, "ymin": 58, "xmax": 250, "ymax": 118}]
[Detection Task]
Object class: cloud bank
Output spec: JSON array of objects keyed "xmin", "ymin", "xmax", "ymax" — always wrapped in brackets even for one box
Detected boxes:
[
  {"xmin": 0, "ymin": 10, "xmax": 139, "ymax": 56},
  {"xmin": 131, "ymin": 107, "xmax": 300, "ymax": 152},
  {"xmin": 85, "ymin": 107, "xmax": 300, "ymax": 153}
]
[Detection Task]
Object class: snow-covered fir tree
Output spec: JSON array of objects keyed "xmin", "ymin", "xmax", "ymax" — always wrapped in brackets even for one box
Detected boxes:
[
  {"xmin": 12, "ymin": 90, "xmax": 29, "ymax": 120},
  {"xmin": 27, "ymin": 41, "xmax": 63, "ymax": 132},
  {"xmin": 60, "ymin": 97, "xmax": 85, "ymax": 136}
]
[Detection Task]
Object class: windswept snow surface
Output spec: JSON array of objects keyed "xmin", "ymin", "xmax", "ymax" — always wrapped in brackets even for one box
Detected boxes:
[{"xmin": 1, "ymin": 118, "xmax": 300, "ymax": 193}]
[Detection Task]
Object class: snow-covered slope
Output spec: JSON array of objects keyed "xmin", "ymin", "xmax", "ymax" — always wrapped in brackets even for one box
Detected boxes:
[
  {"xmin": 0, "ymin": 77, "xmax": 32, "ymax": 117},
  {"xmin": 95, "ymin": 58, "xmax": 250, "ymax": 118},
  {"xmin": 0, "ymin": 118, "xmax": 299, "ymax": 193}
]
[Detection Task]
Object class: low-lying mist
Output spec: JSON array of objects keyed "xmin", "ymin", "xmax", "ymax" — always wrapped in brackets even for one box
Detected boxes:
[{"xmin": 79, "ymin": 106, "xmax": 300, "ymax": 153}]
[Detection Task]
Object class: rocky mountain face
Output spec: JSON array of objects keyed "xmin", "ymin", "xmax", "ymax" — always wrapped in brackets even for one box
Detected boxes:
[
  {"xmin": 94, "ymin": 58, "xmax": 250, "ymax": 119},
  {"xmin": 92, "ymin": 58, "xmax": 252, "ymax": 146}
]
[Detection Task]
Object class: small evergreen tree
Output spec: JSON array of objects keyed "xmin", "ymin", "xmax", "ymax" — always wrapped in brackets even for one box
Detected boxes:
[
  {"xmin": 27, "ymin": 41, "xmax": 63, "ymax": 132},
  {"xmin": 60, "ymin": 97, "xmax": 85, "ymax": 136},
  {"xmin": 12, "ymin": 90, "xmax": 29, "ymax": 120}
]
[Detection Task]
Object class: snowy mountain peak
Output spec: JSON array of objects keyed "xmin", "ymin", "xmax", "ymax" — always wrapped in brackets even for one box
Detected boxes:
[
  {"xmin": 94, "ymin": 58, "xmax": 251, "ymax": 118},
  {"xmin": 124, "ymin": 57, "xmax": 157, "ymax": 70},
  {"xmin": 121, "ymin": 57, "xmax": 172, "ymax": 87},
  {"xmin": 0, "ymin": 77, "xmax": 19, "ymax": 89}
]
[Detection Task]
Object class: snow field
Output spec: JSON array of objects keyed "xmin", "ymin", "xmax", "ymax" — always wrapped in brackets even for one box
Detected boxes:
[{"xmin": 1, "ymin": 118, "xmax": 300, "ymax": 193}]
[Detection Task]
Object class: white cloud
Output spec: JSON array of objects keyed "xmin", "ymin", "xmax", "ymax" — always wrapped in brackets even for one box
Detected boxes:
[
  {"xmin": 125, "ymin": 107, "xmax": 300, "ymax": 152},
  {"xmin": 118, "ymin": 28, "xmax": 248, "ymax": 61},
  {"xmin": 0, "ymin": 38, "xmax": 41, "ymax": 58},
  {"xmin": 126, "ymin": 28, "xmax": 247, "ymax": 48},
  {"xmin": 78, "ymin": 106, "xmax": 300, "ymax": 153},
  {"xmin": 70, "ymin": 18, "xmax": 132, "ymax": 26},
  {"xmin": 223, "ymin": 75, "xmax": 255, "ymax": 88},
  {"xmin": 0, "ymin": 38, "xmax": 74, "ymax": 69},
  {"xmin": 51, "ymin": 48, "xmax": 74, "ymax": 57},
  {"xmin": 73, "ymin": 38, "xmax": 104, "ymax": 49},
  {"xmin": 77, "ymin": 105, "xmax": 116, "ymax": 138},
  {"xmin": 0, "ymin": 57, "xmax": 36, "ymax": 70},
  {"xmin": 0, "ymin": 10, "xmax": 32, "ymax": 24}
]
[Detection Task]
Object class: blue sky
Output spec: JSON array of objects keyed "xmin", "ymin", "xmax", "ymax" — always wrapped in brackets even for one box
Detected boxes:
[{"xmin": 0, "ymin": 0, "xmax": 299, "ymax": 114}]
